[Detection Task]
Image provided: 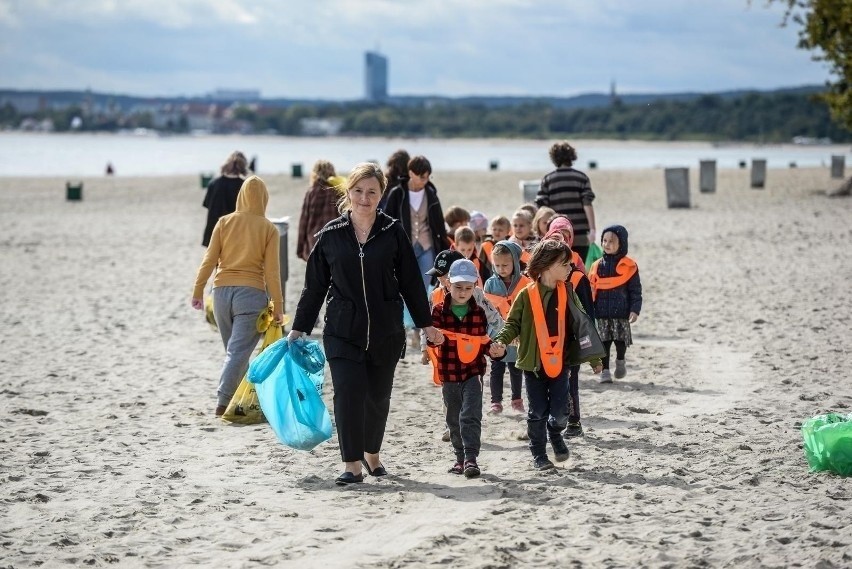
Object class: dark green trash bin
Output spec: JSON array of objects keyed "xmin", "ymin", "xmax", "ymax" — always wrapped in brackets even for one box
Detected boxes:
[
  {"xmin": 200, "ymin": 173, "xmax": 214, "ymax": 189},
  {"xmin": 66, "ymin": 182, "xmax": 83, "ymax": 201},
  {"xmin": 291, "ymin": 163, "xmax": 303, "ymax": 178}
]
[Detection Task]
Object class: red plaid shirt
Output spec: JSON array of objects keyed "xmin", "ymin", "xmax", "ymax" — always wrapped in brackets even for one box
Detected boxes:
[{"xmin": 428, "ymin": 299, "xmax": 494, "ymax": 383}]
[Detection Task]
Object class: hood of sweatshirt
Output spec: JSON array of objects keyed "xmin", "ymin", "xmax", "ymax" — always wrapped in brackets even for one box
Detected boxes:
[
  {"xmin": 484, "ymin": 239, "xmax": 523, "ymax": 296},
  {"xmin": 236, "ymin": 175, "xmax": 268, "ymax": 216},
  {"xmin": 544, "ymin": 216, "xmax": 575, "ymax": 247},
  {"xmin": 601, "ymin": 224, "xmax": 629, "ymax": 260}
]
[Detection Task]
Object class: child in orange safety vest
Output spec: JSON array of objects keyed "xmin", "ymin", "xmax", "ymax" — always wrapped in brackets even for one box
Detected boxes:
[
  {"xmin": 491, "ymin": 240, "xmax": 603, "ymax": 471},
  {"xmin": 483, "ymin": 241, "xmax": 531, "ymax": 415},
  {"xmin": 543, "ymin": 216, "xmax": 594, "ymax": 438},
  {"xmin": 587, "ymin": 225, "xmax": 642, "ymax": 384},
  {"xmin": 428, "ymin": 259, "xmax": 504, "ymax": 479}
]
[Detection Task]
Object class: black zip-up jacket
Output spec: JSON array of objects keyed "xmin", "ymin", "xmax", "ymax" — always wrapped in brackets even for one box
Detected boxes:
[
  {"xmin": 381, "ymin": 181, "xmax": 449, "ymax": 255},
  {"xmin": 292, "ymin": 211, "xmax": 432, "ymax": 361}
]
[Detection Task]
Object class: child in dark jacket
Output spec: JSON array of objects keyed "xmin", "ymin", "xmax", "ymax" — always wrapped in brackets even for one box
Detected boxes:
[
  {"xmin": 429, "ymin": 259, "xmax": 502, "ymax": 478},
  {"xmin": 588, "ymin": 225, "xmax": 642, "ymax": 383}
]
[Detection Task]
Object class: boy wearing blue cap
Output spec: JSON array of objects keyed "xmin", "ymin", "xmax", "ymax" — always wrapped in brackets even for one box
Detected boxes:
[{"xmin": 428, "ymin": 259, "xmax": 503, "ymax": 478}]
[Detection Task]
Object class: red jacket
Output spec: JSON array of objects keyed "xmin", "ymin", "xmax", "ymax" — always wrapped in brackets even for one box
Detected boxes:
[{"xmin": 428, "ymin": 299, "xmax": 496, "ymax": 383}]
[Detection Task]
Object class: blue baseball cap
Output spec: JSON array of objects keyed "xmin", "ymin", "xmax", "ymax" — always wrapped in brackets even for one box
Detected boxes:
[{"xmin": 448, "ymin": 259, "xmax": 478, "ymax": 284}]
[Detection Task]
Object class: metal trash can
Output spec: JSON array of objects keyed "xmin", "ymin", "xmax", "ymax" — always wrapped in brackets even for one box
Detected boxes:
[
  {"xmin": 751, "ymin": 159, "xmax": 767, "ymax": 189},
  {"xmin": 200, "ymin": 173, "xmax": 214, "ymax": 189},
  {"xmin": 489, "ymin": 160, "xmax": 499, "ymax": 171},
  {"xmin": 66, "ymin": 181, "xmax": 83, "ymax": 201},
  {"xmin": 699, "ymin": 160, "xmax": 716, "ymax": 193},
  {"xmin": 518, "ymin": 180, "xmax": 540, "ymax": 204},
  {"xmin": 831, "ymin": 155, "xmax": 845, "ymax": 179},
  {"xmin": 664, "ymin": 168, "xmax": 690, "ymax": 208},
  {"xmin": 269, "ymin": 216, "xmax": 290, "ymax": 311},
  {"xmin": 291, "ymin": 164, "xmax": 303, "ymax": 178},
  {"xmin": 588, "ymin": 160, "xmax": 598, "ymax": 169}
]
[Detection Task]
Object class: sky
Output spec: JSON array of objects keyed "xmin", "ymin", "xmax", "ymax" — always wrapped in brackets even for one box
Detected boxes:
[{"xmin": 0, "ymin": 0, "xmax": 831, "ymax": 100}]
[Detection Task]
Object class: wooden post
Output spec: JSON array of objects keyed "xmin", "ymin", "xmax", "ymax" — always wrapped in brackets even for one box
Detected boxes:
[
  {"xmin": 831, "ymin": 155, "xmax": 845, "ymax": 179},
  {"xmin": 664, "ymin": 168, "xmax": 690, "ymax": 208},
  {"xmin": 751, "ymin": 159, "xmax": 767, "ymax": 189}
]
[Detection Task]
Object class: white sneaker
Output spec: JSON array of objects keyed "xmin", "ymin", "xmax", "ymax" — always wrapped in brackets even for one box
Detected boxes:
[
  {"xmin": 614, "ymin": 359, "xmax": 627, "ymax": 379},
  {"xmin": 600, "ymin": 369, "xmax": 613, "ymax": 383}
]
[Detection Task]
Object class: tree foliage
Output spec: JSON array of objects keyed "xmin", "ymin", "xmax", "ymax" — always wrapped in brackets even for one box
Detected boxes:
[{"xmin": 766, "ymin": 0, "xmax": 852, "ymax": 130}]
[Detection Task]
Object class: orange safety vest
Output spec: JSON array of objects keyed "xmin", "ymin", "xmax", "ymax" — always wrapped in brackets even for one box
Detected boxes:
[
  {"xmin": 431, "ymin": 286, "xmax": 446, "ymax": 307},
  {"xmin": 569, "ymin": 269, "xmax": 584, "ymax": 290},
  {"xmin": 425, "ymin": 346, "xmax": 441, "ymax": 385},
  {"xmin": 437, "ymin": 329, "xmax": 491, "ymax": 364},
  {"xmin": 484, "ymin": 275, "xmax": 532, "ymax": 319},
  {"xmin": 480, "ymin": 241, "xmax": 494, "ymax": 263},
  {"xmin": 520, "ymin": 249, "xmax": 531, "ymax": 265},
  {"xmin": 526, "ymin": 280, "xmax": 567, "ymax": 378},
  {"xmin": 588, "ymin": 257, "xmax": 638, "ymax": 301}
]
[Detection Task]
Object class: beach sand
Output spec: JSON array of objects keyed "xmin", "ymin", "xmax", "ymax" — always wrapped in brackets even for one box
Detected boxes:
[{"xmin": 2, "ymin": 166, "xmax": 851, "ymax": 567}]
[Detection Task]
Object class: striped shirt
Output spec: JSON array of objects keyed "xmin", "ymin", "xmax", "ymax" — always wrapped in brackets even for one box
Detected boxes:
[{"xmin": 534, "ymin": 167, "xmax": 595, "ymax": 246}]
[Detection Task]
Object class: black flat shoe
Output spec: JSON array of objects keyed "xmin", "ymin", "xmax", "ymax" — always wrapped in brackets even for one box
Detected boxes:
[
  {"xmin": 335, "ymin": 472, "xmax": 364, "ymax": 486},
  {"xmin": 361, "ymin": 459, "xmax": 388, "ymax": 477}
]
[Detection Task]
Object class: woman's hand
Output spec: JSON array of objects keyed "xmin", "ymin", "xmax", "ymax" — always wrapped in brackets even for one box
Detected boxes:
[
  {"xmin": 274, "ymin": 310, "xmax": 285, "ymax": 326},
  {"xmin": 287, "ymin": 329, "xmax": 304, "ymax": 343},
  {"xmin": 423, "ymin": 326, "xmax": 444, "ymax": 345},
  {"xmin": 191, "ymin": 297, "xmax": 203, "ymax": 310},
  {"xmin": 629, "ymin": 312, "xmax": 639, "ymax": 323}
]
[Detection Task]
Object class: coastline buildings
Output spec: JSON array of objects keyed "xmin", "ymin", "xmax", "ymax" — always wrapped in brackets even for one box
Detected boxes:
[{"xmin": 364, "ymin": 51, "xmax": 388, "ymax": 102}]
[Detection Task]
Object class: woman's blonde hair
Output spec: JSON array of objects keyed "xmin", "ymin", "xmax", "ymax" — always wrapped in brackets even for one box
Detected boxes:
[
  {"xmin": 221, "ymin": 151, "xmax": 248, "ymax": 176},
  {"xmin": 310, "ymin": 159, "xmax": 336, "ymax": 186},
  {"xmin": 526, "ymin": 239, "xmax": 571, "ymax": 281},
  {"xmin": 336, "ymin": 162, "xmax": 388, "ymax": 213}
]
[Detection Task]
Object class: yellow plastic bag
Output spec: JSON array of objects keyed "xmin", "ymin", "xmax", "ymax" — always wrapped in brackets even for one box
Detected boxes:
[
  {"xmin": 204, "ymin": 295, "xmax": 217, "ymax": 330},
  {"xmin": 221, "ymin": 302, "xmax": 285, "ymax": 424}
]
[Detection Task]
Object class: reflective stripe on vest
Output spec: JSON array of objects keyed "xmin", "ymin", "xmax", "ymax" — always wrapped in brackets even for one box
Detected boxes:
[
  {"xmin": 569, "ymin": 269, "xmax": 584, "ymax": 290},
  {"xmin": 484, "ymin": 275, "xmax": 532, "ymax": 319},
  {"xmin": 426, "ymin": 346, "xmax": 441, "ymax": 385},
  {"xmin": 437, "ymin": 329, "xmax": 490, "ymax": 364},
  {"xmin": 588, "ymin": 257, "xmax": 638, "ymax": 301},
  {"xmin": 527, "ymin": 280, "xmax": 566, "ymax": 378}
]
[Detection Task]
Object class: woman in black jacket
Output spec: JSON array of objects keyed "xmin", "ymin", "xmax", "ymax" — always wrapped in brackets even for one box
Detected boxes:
[{"xmin": 289, "ymin": 162, "xmax": 443, "ymax": 485}]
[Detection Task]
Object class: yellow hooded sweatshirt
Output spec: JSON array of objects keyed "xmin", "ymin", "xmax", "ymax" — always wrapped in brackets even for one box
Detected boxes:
[{"xmin": 193, "ymin": 176, "xmax": 283, "ymax": 313}]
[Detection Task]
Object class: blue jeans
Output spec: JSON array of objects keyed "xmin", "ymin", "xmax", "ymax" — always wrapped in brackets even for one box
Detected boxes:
[
  {"xmin": 524, "ymin": 368, "xmax": 571, "ymax": 458},
  {"xmin": 412, "ymin": 242, "xmax": 435, "ymax": 291}
]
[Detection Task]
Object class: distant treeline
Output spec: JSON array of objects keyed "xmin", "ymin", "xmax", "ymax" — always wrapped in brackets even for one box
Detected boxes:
[{"xmin": 3, "ymin": 90, "xmax": 849, "ymax": 142}]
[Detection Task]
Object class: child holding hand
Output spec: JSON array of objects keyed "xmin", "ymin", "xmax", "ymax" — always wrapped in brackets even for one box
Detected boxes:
[
  {"xmin": 588, "ymin": 225, "xmax": 642, "ymax": 383},
  {"xmin": 429, "ymin": 259, "xmax": 503, "ymax": 478},
  {"xmin": 491, "ymin": 240, "xmax": 603, "ymax": 470}
]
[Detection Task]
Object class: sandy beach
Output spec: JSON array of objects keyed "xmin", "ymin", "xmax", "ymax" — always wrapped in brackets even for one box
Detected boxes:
[{"xmin": 2, "ymin": 165, "xmax": 851, "ymax": 567}]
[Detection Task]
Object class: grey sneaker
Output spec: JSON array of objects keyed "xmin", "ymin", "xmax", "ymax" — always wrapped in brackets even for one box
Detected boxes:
[
  {"xmin": 614, "ymin": 359, "xmax": 627, "ymax": 379},
  {"xmin": 564, "ymin": 423, "xmax": 584, "ymax": 438},
  {"xmin": 600, "ymin": 369, "xmax": 613, "ymax": 383}
]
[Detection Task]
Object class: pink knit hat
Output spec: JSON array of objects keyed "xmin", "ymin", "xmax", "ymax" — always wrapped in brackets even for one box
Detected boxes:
[{"xmin": 543, "ymin": 216, "xmax": 575, "ymax": 246}]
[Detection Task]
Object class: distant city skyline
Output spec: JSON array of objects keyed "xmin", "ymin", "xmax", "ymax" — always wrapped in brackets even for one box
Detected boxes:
[{"xmin": 0, "ymin": 1, "xmax": 831, "ymax": 99}]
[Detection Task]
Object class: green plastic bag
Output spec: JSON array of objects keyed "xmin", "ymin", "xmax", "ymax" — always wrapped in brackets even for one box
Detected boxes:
[
  {"xmin": 585, "ymin": 242, "xmax": 603, "ymax": 269},
  {"xmin": 801, "ymin": 413, "xmax": 852, "ymax": 476}
]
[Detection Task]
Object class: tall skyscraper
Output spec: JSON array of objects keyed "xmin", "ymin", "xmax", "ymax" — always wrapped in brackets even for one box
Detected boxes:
[{"xmin": 364, "ymin": 51, "xmax": 388, "ymax": 102}]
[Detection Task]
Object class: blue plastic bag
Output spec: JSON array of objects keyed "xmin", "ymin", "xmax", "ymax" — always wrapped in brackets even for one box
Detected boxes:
[{"xmin": 247, "ymin": 339, "xmax": 332, "ymax": 451}]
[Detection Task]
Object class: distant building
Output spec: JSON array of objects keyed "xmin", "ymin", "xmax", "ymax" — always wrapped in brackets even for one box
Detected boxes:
[
  {"xmin": 209, "ymin": 89, "xmax": 261, "ymax": 102},
  {"xmin": 364, "ymin": 51, "xmax": 388, "ymax": 102},
  {"xmin": 300, "ymin": 118, "xmax": 343, "ymax": 136}
]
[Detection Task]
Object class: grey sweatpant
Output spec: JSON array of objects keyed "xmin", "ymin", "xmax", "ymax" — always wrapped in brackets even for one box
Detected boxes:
[
  {"xmin": 442, "ymin": 376, "xmax": 483, "ymax": 463},
  {"xmin": 212, "ymin": 286, "xmax": 268, "ymax": 407}
]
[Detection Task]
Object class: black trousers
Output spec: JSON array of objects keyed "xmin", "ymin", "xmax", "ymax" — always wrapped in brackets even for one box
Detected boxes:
[
  {"xmin": 443, "ymin": 376, "xmax": 483, "ymax": 463},
  {"xmin": 602, "ymin": 340, "xmax": 627, "ymax": 369},
  {"xmin": 327, "ymin": 335, "xmax": 403, "ymax": 463}
]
